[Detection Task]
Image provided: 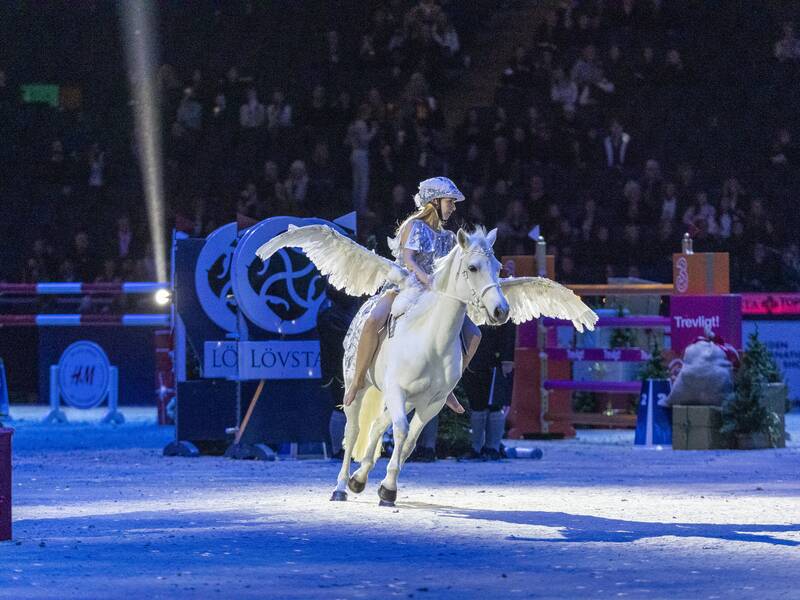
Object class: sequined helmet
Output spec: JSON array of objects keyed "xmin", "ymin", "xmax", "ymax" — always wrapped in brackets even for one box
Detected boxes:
[{"xmin": 413, "ymin": 176, "xmax": 465, "ymax": 209}]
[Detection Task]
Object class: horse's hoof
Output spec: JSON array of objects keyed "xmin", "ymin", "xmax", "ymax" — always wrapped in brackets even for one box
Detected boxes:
[
  {"xmin": 347, "ymin": 476, "xmax": 366, "ymax": 494},
  {"xmin": 330, "ymin": 490, "xmax": 348, "ymax": 502},
  {"xmin": 377, "ymin": 484, "xmax": 397, "ymax": 505}
]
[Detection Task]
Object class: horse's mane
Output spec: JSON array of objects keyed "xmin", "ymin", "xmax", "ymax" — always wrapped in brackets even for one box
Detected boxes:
[
  {"xmin": 431, "ymin": 225, "xmax": 491, "ymax": 285},
  {"xmin": 395, "ymin": 227, "xmax": 493, "ymax": 327}
]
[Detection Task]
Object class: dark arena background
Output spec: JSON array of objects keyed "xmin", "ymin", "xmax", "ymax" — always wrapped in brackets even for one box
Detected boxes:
[{"xmin": 1, "ymin": 2, "xmax": 799, "ymax": 598}]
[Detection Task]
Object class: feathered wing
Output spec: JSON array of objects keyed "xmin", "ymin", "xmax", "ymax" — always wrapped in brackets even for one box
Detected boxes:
[
  {"xmin": 489, "ymin": 276, "xmax": 599, "ymax": 332},
  {"xmin": 255, "ymin": 224, "xmax": 408, "ymax": 297}
]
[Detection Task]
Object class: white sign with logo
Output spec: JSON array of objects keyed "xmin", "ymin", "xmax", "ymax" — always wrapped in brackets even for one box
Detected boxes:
[
  {"xmin": 45, "ymin": 340, "xmax": 123, "ymax": 424},
  {"xmin": 57, "ymin": 341, "xmax": 111, "ymax": 409},
  {"xmin": 194, "ymin": 222, "xmax": 238, "ymax": 333},
  {"xmin": 203, "ymin": 341, "xmax": 321, "ymax": 380},
  {"xmin": 231, "ymin": 217, "xmax": 344, "ymax": 335}
]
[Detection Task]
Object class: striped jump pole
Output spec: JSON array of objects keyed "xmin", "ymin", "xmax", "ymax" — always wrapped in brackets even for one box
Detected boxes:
[
  {"xmin": 0, "ymin": 314, "xmax": 169, "ymax": 327},
  {"xmin": 541, "ymin": 316, "xmax": 671, "ymax": 328},
  {"xmin": 0, "ymin": 282, "xmax": 168, "ymax": 295}
]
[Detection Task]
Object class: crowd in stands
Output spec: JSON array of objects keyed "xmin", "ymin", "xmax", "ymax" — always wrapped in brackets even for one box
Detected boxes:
[
  {"xmin": 2, "ymin": 0, "xmax": 800, "ymax": 296},
  {"xmin": 474, "ymin": 0, "xmax": 800, "ymax": 291}
]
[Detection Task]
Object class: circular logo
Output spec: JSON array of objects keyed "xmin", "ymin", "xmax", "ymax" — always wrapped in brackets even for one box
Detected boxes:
[
  {"xmin": 232, "ymin": 217, "xmax": 344, "ymax": 335},
  {"xmin": 195, "ymin": 222, "xmax": 238, "ymax": 333},
  {"xmin": 57, "ymin": 341, "xmax": 111, "ymax": 409},
  {"xmin": 676, "ymin": 256, "xmax": 689, "ymax": 293}
]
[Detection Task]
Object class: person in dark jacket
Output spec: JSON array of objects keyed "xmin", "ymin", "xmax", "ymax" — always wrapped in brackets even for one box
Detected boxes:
[
  {"xmin": 317, "ymin": 280, "xmax": 362, "ymax": 458},
  {"xmin": 460, "ymin": 259, "xmax": 517, "ymax": 460}
]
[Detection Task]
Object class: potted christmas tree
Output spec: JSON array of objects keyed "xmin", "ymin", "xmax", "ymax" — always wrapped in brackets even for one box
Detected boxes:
[
  {"xmin": 638, "ymin": 342, "xmax": 670, "ymax": 382},
  {"xmin": 721, "ymin": 331, "xmax": 786, "ymax": 449}
]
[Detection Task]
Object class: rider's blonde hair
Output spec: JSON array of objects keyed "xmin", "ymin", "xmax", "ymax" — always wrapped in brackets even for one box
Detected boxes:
[{"xmin": 396, "ymin": 201, "xmax": 442, "ymax": 243}]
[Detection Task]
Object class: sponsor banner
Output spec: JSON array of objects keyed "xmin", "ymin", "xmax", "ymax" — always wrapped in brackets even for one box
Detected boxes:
[
  {"xmin": 547, "ymin": 348, "xmax": 650, "ymax": 362},
  {"xmin": 57, "ymin": 341, "xmax": 111, "ymax": 409},
  {"xmin": 203, "ymin": 341, "xmax": 321, "ymax": 380},
  {"xmin": 38, "ymin": 328, "xmax": 156, "ymax": 407},
  {"xmin": 742, "ymin": 293, "xmax": 800, "ymax": 316},
  {"xmin": 742, "ymin": 320, "xmax": 800, "ymax": 401},
  {"xmin": 203, "ymin": 341, "xmax": 239, "ymax": 378},
  {"xmin": 670, "ymin": 295, "xmax": 742, "ymax": 354}
]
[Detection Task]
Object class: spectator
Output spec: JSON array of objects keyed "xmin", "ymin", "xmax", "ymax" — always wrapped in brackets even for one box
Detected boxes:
[
  {"xmin": 108, "ymin": 215, "xmax": 138, "ymax": 261},
  {"xmin": 780, "ymin": 243, "xmax": 800, "ymax": 290},
  {"xmin": 176, "ymin": 87, "xmax": 203, "ymax": 132},
  {"xmin": 774, "ymin": 21, "xmax": 800, "ymax": 62},
  {"xmin": 70, "ymin": 231, "xmax": 98, "ymax": 282},
  {"xmin": 346, "ymin": 104, "xmax": 378, "ymax": 216},
  {"xmin": 496, "ymin": 199, "xmax": 531, "ymax": 256},
  {"xmin": 740, "ymin": 243, "xmax": 781, "ymax": 291},
  {"xmin": 239, "ymin": 87, "xmax": 265, "ymax": 129},
  {"xmin": 682, "ymin": 190, "xmax": 718, "ymax": 236},
  {"xmin": 266, "ymin": 89, "xmax": 292, "ymax": 131},
  {"xmin": 550, "ymin": 67, "xmax": 578, "ymax": 109},
  {"xmin": 602, "ymin": 118, "xmax": 634, "ymax": 170},
  {"xmin": 571, "ymin": 45, "xmax": 603, "ymax": 86},
  {"xmin": 284, "ymin": 160, "xmax": 309, "ymax": 208},
  {"xmin": 659, "ymin": 181, "xmax": 680, "ymax": 225}
]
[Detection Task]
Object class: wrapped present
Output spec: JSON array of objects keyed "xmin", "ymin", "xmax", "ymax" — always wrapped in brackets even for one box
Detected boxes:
[{"xmin": 672, "ymin": 405, "xmax": 727, "ymax": 450}]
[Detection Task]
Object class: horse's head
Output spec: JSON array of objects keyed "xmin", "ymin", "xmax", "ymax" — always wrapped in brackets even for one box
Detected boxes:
[{"xmin": 452, "ymin": 227, "xmax": 510, "ymax": 325}]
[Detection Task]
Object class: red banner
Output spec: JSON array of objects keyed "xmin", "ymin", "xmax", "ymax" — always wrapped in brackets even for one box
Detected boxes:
[{"xmin": 741, "ymin": 293, "xmax": 800, "ymax": 316}]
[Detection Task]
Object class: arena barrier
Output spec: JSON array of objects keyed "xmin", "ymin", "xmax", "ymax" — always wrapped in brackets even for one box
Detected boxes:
[
  {"xmin": 0, "ymin": 281, "xmax": 171, "ymax": 422},
  {"xmin": 505, "ymin": 235, "xmax": 740, "ymax": 439},
  {"xmin": 538, "ymin": 312, "xmax": 672, "ymax": 432}
]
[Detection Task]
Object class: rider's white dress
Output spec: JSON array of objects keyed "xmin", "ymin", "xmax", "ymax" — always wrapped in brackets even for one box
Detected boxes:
[{"xmin": 342, "ymin": 220, "xmax": 456, "ymax": 383}]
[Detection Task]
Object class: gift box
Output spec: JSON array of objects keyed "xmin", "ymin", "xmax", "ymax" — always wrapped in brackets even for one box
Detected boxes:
[
  {"xmin": 673, "ymin": 252, "xmax": 729, "ymax": 295},
  {"xmin": 672, "ymin": 405, "xmax": 727, "ymax": 450}
]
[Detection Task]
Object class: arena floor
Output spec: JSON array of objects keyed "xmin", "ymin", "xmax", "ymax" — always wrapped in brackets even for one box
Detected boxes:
[{"xmin": 2, "ymin": 407, "xmax": 799, "ymax": 599}]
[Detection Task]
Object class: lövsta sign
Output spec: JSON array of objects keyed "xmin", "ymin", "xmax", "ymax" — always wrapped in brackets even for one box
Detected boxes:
[{"xmin": 203, "ymin": 340, "xmax": 321, "ymax": 379}]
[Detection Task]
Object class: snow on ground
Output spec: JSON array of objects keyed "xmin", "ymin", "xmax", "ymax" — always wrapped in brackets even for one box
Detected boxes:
[{"xmin": 1, "ymin": 406, "xmax": 799, "ymax": 600}]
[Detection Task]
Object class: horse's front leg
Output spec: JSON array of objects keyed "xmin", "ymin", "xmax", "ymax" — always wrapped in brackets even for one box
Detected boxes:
[
  {"xmin": 378, "ymin": 408, "xmax": 427, "ymax": 505},
  {"xmin": 330, "ymin": 389, "xmax": 365, "ymax": 501},
  {"xmin": 374, "ymin": 385, "xmax": 410, "ymax": 506},
  {"xmin": 348, "ymin": 407, "xmax": 391, "ymax": 492}
]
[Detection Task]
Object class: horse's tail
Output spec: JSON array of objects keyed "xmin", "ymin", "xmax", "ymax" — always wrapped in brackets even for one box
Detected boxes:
[{"xmin": 350, "ymin": 386, "xmax": 383, "ymax": 462}]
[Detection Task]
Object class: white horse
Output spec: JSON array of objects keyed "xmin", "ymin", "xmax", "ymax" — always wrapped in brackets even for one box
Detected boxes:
[{"xmin": 257, "ymin": 224, "xmax": 597, "ymax": 506}]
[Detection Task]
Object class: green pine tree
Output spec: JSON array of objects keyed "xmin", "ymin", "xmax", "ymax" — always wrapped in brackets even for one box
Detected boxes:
[
  {"xmin": 721, "ymin": 331, "xmax": 782, "ymax": 442},
  {"xmin": 609, "ymin": 307, "xmax": 636, "ymax": 349},
  {"xmin": 638, "ymin": 342, "xmax": 669, "ymax": 381},
  {"xmin": 436, "ymin": 383, "xmax": 473, "ymax": 457},
  {"xmin": 738, "ymin": 330, "xmax": 782, "ymax": 384}
]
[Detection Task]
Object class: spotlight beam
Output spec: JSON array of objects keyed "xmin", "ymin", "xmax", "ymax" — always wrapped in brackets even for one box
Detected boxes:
[{"xmin": 118, "ymin": 1, "xmax": 168, "ymax": 283}]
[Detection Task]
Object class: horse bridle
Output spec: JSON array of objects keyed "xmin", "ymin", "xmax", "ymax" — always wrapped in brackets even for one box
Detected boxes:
[{"xmin": 437, "ymin": 249, "xmax": 502, "ymax": 312}]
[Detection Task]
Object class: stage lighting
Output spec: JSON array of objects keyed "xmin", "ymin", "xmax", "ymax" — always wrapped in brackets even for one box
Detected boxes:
[
  {"xmin": 119, "ymin": 1, "xmax": 168, "ymax": 284},
  {"xmin": 154, "ymin": 289, "xmax": 172, "ymax": 306}
]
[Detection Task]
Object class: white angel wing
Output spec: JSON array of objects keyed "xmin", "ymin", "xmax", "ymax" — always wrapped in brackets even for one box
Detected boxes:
[
  {"xmin": 255, "ymin": 224, "xmax": 408, "ymax": 297},
  {"xmin": 489, "ymin": 276, "xmax": 598, "ymax": 332}
]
